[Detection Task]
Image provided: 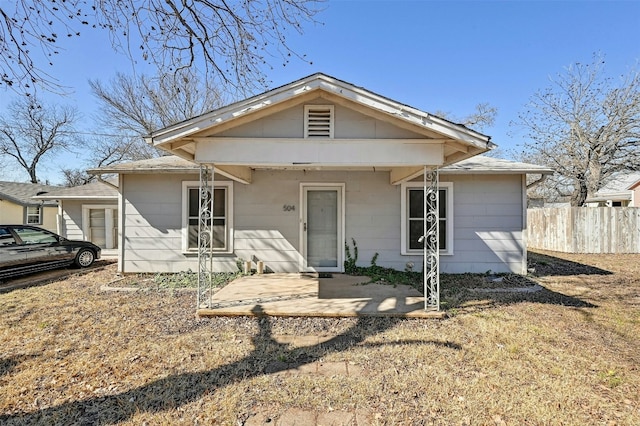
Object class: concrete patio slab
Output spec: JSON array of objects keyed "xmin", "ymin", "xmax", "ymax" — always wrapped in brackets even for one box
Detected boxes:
[{"xmin": 197, "ymin": 273, "xmax": 445, "ymax": 318}]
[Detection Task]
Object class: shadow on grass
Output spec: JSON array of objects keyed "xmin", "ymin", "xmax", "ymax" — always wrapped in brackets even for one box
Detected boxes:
[
  {"xmin": 441, "ymin": 273, "xmax": 598, "ymax": 311},
  {"xmin": 0, "ymin": 303, "xmax": 461, "ymax": 425},
  {"xmin": 527, "ymin": 250, "xmax": 612, "ymax": 277},
  {"xmin": 0, "ymin": 354, "xmax": 39, "ymax": 378}
]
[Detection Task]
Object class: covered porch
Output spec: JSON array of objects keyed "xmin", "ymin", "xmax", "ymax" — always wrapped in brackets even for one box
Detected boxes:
[{"xmin": 143, "ymin": 74, "xmax": 494, "ymax": 313}]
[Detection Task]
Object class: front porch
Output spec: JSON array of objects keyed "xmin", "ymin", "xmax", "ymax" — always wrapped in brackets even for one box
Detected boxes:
[{"xmin": 197, "ymin": 273, "xmax": 445, "ymax": 318}]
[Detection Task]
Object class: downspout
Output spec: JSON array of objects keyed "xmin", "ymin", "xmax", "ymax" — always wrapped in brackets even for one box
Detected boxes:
[
  {"xmin": 95, "ymin": 174, "xmax": 119, "ymax": 190},
  {"xmin": 526, "ymin": 174, "xmax": 547, "ymax": 190}
]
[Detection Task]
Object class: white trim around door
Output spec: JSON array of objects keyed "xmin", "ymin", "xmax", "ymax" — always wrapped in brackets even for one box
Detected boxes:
[{"xmin": 299, "ymin": 183, "xmax": 345, "ymax": 273}]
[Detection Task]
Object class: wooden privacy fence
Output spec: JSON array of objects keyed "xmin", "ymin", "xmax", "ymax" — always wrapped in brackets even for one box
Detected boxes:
[{"xmin": 527, "ymin": 207, "xmax": 640, "ymax": 253}]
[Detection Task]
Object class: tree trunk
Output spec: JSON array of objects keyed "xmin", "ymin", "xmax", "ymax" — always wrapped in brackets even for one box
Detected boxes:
[{"xmin": 572, "ymin": 180, "xmax": 589, "ymax": 206}]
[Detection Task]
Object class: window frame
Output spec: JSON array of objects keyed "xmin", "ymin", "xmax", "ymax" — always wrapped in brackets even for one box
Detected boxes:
[
  {"xmin": 181, "ymin": 180, "xmax": 233, "ymax": 254},
  {"xmin": 25, "ymin": 205, "xmax": 43, "ymax": 225},
  {"xmin": 400, "ymin": 181, "xmax": 453, "ymax": 256}
]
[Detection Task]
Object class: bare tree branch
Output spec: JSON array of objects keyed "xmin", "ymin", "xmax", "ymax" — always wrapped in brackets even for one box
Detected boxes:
[
  {"xmin": 515, "ymin": 55, "xmax": 640, "ymax": 206},
  {"xmin": 1, "ymin": 0, "xmax": 323, "ymax": 96},
  {"xmin": 0, "ymin": 96, "xmax": 79, "ymax": 183}
]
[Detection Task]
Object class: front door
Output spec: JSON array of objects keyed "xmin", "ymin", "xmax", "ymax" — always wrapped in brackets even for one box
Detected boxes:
[{"xmin": 301, "ymin": 184, "xmax": 344, "ymax": 272}]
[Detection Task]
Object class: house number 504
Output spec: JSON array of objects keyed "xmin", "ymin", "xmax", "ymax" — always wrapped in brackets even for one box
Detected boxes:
[{"xmin": 283, "ymin": 204, "xmax": 295, "ymax": 212}]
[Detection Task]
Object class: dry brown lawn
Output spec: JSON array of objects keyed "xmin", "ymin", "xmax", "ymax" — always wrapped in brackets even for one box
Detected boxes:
[{"xmin": 1, "ymin": 250, "xmax": 639, "ymax": 425}]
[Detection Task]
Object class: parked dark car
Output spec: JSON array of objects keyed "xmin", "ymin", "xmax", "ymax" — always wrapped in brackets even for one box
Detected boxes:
[{"xmin": 0, "ymin": 225, "xmax": 101, "ymax": 280}]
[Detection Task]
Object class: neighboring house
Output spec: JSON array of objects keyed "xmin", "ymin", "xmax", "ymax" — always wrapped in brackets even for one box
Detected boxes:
[
  {"xmin": 586, "ymin": 172, "xmax": 640, "ymax": 207},
  {"xmin": 36, "ymin": 179, "xmax": 119, "ymax": 256},
  {"xmin": 0, "ymin": 181, "xmax": 59, "ymax": 232},
  {"xmin": 87, "ymin": 73, "xmax": 552, "ymax": 276}
]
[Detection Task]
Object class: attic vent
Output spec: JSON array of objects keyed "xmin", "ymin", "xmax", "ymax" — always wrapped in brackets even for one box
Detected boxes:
[{"xmin": 305, "ymin": 105, "xmax": 334, "ymax": 138}]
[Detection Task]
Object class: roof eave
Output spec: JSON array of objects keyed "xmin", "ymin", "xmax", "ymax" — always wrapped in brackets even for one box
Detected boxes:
[{"xmin": 146, "ymin": 73, "xmax": 492, "ymax": 152}]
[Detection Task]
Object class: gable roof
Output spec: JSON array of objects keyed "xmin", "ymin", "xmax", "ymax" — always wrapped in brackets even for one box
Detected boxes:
[
  {"xmin": 35, "ymin": 178, "xmax": 119, "ymax": 200},
  {"xmin": 145, "ymin": 73, "xmax": 495, "ymax": 165},
  {"xmin": 0, "ymin": 181, "xmax": 60, "ymax": 207}
]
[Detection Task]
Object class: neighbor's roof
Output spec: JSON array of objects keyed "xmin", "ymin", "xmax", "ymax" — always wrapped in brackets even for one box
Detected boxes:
[
  {"xmin": 35, "ymin": 178, "xmax": 119, "ymax": 200},
  {"xmin": 145, "ymin": 73, "xmax": 495, "ymax": 152},
  {"xmin": 0, "ymin": 181, "xmax": 60, "ymax": 206},
  {"xmin": 440, "ymin": 156, "xmax": 554, "ymax": 175},
  {"xmin": 88, "ymin": 155, "xmax": 552, "ymax": 175},
  {"xmin": 595, "ymin": 172, "xmax": 640, "ymax": 194},
  {"xmin": 586, "ymin": 171, "xmax": 640, "ymax": 202}
]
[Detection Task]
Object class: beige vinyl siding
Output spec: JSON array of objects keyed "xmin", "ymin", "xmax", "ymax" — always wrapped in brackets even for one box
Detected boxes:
[
  {"xmin": 0, "ymin": 201, "xmax": 25, "ymax": 224},
  {"xmin": 40, "ymin": 206, "xmax": 58, "ymax": 232},
  {"xmin": 0, "ymin": 200, "xmax": 56, "ymax": 232}
]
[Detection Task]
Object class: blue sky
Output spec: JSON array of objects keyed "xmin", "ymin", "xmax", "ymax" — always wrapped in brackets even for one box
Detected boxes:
[{"xmin": 2, "ymin": 0, "xmax": 640, "ymax": 184}]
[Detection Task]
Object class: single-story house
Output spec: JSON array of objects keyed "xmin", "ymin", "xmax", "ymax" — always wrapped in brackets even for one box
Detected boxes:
[
  {"xmin": 86, "ymin": 73, "xmax": 552, "ymax": 280},
  {"xmin": 0, "ymin": 181, "xmax": 60, "ymax": 232},
  {"xmin": 36, "ymin": 179, "xmax": 119, "ymax": 256},
  {"xmin": 586, "ymin": 172, "xmax": 640, "ymax": 207}
]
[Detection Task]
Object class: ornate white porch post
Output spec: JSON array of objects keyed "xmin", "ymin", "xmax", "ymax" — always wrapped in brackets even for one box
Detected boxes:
[
  {"xmin": 423, "ymin": 166, "xmax": 440, "ymax": 311},
  {"xmin": 197, "ymin": 164, "xmax": 215, "ymax": 309}
]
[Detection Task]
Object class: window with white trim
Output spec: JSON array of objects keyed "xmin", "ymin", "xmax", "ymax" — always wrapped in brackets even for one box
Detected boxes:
[
  {"xmin": 304, "ymin": 105, "xmax": 334, "ymax": 138},
  {"xmin": 26, "ymin": 206, "xmax": 42, "ymax": 224},
  {"xmin": 182, "ymin": 181, "xmax": 233, "ymax": 253},
  {"xmin": 401, "ymin": 182, "xmax": 453, "ymax": 255}
]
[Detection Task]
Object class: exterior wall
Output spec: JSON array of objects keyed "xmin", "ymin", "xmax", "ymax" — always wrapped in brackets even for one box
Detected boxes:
[
  {"xmin": 0, "ymin": 200, "xmax": 24, "ymax": 224},
  {"xmin": 41, "ymin": 206, "xmax": 58, "ymax": 233},
  {"xmin": 216, "ymin": 101, "xmax": 425, "ymax": 139},
  {"xmin": 59, "ymin": 200, "xmax": 116, "ymax": 240},
  {"xmin": 0, "ymin": 200, "xmax": 57, "ymax": 232},
  {"xmin": 632, "ymin": 185, "xmax": 640, "ymax": 207},
  {"xmin": 120, "ymin": 171, "xmax": 526, "ymax": 275},
  {"xmin": 439, "ymin": 174, "xmax": 525, "ymax": 273}
]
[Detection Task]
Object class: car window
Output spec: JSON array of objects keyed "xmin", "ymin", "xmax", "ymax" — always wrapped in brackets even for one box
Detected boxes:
[
  {"xmin": 0, "ymin": 228, "xmax": 16, "ymax": 246},
  {"xmin": 13, "ymin": 227, "xmax": 58, "ymax": 245}
]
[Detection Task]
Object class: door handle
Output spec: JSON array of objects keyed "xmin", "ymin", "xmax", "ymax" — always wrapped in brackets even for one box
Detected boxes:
[{"xmin": 304, "ymin": 223, "xmax": 307, "ymax": 232}]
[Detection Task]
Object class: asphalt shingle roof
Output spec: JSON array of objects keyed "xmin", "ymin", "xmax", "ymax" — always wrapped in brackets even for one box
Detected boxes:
[{"xmin": 0, "ymin": 181, "xmax": 60, "ymax": 206}]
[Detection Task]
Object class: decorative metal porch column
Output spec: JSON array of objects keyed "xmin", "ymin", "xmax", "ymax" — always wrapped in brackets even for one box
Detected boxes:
[
  {"xmin": 197, "ymin": 165, "xmax": 214, "ymax": 309},
  {"xmin": 423, "ymin": 166, "xmax": 440, "ymax": 311}
]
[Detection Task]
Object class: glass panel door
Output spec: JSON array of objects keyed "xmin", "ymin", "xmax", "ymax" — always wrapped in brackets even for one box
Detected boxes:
[{"xmin": 306, "ymin": 189, "xmax": 339, "ymax": 269}]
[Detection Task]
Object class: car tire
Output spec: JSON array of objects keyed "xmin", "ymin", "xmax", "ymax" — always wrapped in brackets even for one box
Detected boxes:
[{"xmin": 74, "ymin": 248, "xmax": 96, "ymax": 268}]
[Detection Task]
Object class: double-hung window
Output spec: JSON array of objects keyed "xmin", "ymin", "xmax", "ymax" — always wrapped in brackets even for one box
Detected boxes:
[
  {"xmin": 26, "ymin": 206, "xmax": 42, "ymax": 225},
  {"xmin": 182, "ymin": 181, "xmax": 233, "ymax": 253},
  {"xmin": 401, "ymin": 182, "xmax": 453, "ymax": 255}
]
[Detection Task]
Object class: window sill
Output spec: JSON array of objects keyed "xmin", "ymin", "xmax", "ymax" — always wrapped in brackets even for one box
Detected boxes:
[
  {"xmin": 401, "ymin": 250, "xmax": 453, "ymax": 256},
  {"xmin": 182, "ymin": 250, "xmax": 234, "ymax": 257}
]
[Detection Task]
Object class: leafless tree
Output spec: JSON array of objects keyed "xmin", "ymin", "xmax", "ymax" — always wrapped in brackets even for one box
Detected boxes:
[
  {"xmin": 434, "ymin": 102, "xmax": 498, "ymax": 132},
  {"xmin": 60, "ymin": 69, "xmax": 226, "ymax": 186},
  {"xmin": 516, "ymin": 56, "xmax": 640, "ymax": 206},
  {"xmin": 0, "ymin": 96, "xmax": 79, "ymax": 183},
  {"xmin": 1, "ymin": 0, "xmax": 322, "ymax": 96}
]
